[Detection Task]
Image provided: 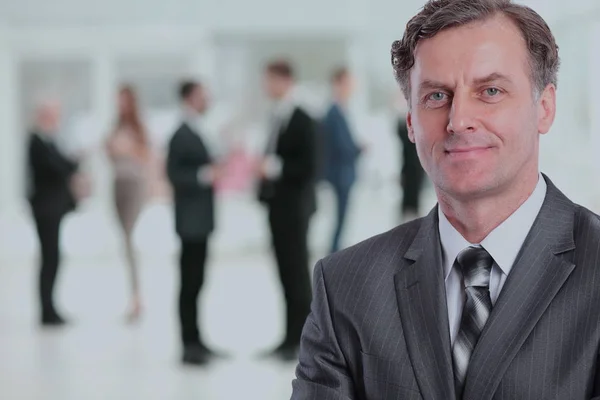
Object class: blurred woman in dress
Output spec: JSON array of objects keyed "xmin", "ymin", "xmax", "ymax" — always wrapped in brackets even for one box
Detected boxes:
[{"xmin": 106, "ymin": 85, "xmax": 149, "ymax": 322}]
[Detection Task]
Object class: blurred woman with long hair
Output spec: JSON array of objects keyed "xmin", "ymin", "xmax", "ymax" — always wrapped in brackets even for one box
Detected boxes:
[{"xmin": 106, "ymin": 85, "xmax": 149, "ymax": 322}]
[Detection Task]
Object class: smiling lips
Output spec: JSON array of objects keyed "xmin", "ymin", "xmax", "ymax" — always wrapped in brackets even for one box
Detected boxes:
[{"xmin": 445, "ymin": 146, "xmax": 492, "ymax": 157}]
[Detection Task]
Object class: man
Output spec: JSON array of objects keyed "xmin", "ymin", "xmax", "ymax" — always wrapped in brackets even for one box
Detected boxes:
[
  {"xmin": 258, "ymin": 60, "xmax": 318, "ymax": 361},
  {"xmin": 322, "ymin": 67, "xmax": 363, "ymax": 254},
  {"xmin": 166, "ymin": 80, "xmax": 222, "ymax": 366},
  {"xmin": 292, "ymin": 1, "xmax": 600, "ymax": 399},
  {"xmin": 27, "ymin": 99, "xmax": 78, "ymax": 326}
]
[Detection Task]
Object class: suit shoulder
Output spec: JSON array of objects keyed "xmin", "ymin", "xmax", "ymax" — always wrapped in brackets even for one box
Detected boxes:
[
  {"xmin": 29, "ymin": 132, "xmax": 41, "ymax": 145},
  {"xmin": 175, "ymin": 123, "xmax": 191, "ymax": 135},
  {"xmin": 319, "ymin": 217, "xmax": 423, "ymax": 280},
  {"xmin": 576, "ymin": 204, "xmax": 600, "ymax": 219},
  {"xmin": 293, "ymin": 107, "xmax": 314, "ymax": 123},
  {"xmin": 169, "ymin": 124, "xmax": 189, "ymax": 143},
  {"xmin": 574, "ymin": 204, "xmax": 600, "ymax": 236},
  {"xmin": 323, "ymin": 106, "xmax": 342, "ymax": 126},
  {"xmin": 324, "ymin": 104, "xmax": 338, "ymax": 117},
  {"xmin": 568, "ymin": 205, "xmax": 600, "ymax": 271},
  {"xmin": 28, "ymin": 133, "xmax": 45, "ymax": 155}
]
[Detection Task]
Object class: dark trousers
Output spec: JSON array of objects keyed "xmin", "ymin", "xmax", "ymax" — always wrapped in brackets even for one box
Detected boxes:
[
  {"xmin": 33, "ymin": 211, "xmax": 63, "ymax": 318},
  {"xmin": 268, "ymin": 205, "xmax": 313, "ymax": 348},
  {"xmin": 179, "ymin": 238, "xmax": 208, "ymax": 346},
  {"xmin": 330, "ymin": 181, "xmax": 353, "ymax": 254}
]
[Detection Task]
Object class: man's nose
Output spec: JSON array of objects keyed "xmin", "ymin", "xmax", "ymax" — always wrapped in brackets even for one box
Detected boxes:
[{"xmin": 447, "ymin": 93, "xmax": 478, "ymax": 134}]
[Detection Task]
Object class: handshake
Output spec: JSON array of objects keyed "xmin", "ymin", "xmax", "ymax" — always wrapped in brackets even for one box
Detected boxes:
[
  {"xmin": 196, "ymin": 154, "xmax": 283, "ymax": 187},
  {"xmin": 196, "ymin": 163, "xmax": 226, "ymax": 185}
]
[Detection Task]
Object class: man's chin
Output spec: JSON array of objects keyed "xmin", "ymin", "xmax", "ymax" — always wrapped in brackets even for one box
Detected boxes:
[{"xmin": 438, "ymin": 175, "xmax": 497, "ymax": 200}]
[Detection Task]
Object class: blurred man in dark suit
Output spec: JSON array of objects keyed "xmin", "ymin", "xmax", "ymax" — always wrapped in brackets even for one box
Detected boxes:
[
  {"xmin": 397, "ymin": 114, "xmax": 426, "ymax": 222},
  {"xmin": 166, "ymin": 80, "xmax": 223, "ymax": 366},
  {"xmin": 27, "ymin": 99, "xmax": 78, "ymax": 326},
  {"xmin": 257, "ymin": 60, "xmax": 318, "ymax": 361},
  {"xmin": 322, "ymin": 67, "xmax": 363, "ymax": 254}
]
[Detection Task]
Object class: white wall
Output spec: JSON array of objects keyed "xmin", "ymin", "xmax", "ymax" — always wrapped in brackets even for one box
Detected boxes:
[
  {"xmin": 1, "ymin": 0, "xmax": 599, "ymax": 259},
  {"xmin": 0, "ymin": 29, "xmax": 19, "ymax": 214},
  {"xmin": 588, "ymin": 20, "xmax": 600, "ymax": 183},
  {"xmin": 4, "ymin": 0, "xmax": 596, "ymax": 30}
]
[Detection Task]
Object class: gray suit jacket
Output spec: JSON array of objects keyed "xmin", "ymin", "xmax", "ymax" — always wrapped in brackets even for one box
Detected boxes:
[{"xmin": 292, "ymin": 175, "xmax": 600, "ymax": 400}]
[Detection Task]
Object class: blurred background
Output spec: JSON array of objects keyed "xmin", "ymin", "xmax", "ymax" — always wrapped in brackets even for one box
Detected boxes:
[{"xmin": 0, "ymin": 0, "xmax": 599, "ymax": 399}]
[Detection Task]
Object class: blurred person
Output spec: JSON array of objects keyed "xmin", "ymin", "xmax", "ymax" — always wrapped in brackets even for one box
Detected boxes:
[
  {"xmin": 27, "ymin": 99, "xmax": 79, "ymax": 326},
  {"xmin": 106, "ymin": 85, "xmax": 149, "ymax": 323},
  {"xmin": 167, "ymin": 80, "xmax": 223, "ymax": 366},
  {"xmin": 321, "ymin": 67, "xmax": 364, "ymax": 254},
  {"xmin": 257, "ymin": 60, "xmax": 318, "ymax": 362},
  {"xmin": 396, "ymin": 94, "xmax": 426, "ymax": 222},
  {"xmin": 291, "ymin": 1, "xmax": 600, "ymax": 399}
]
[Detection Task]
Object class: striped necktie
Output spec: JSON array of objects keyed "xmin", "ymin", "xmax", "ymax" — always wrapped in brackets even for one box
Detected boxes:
[{"xmin": 452, "ymin": 246, "xmax": 494, "ymax": 398}]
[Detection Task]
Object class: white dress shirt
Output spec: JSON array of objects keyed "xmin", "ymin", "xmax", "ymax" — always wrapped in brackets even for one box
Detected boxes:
[{"xmin": 439, "ymin": 173, "xmax": 547, "ymax": 344}]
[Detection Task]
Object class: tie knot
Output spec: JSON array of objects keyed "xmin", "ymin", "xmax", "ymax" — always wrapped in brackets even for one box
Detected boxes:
[{"xmin": 456, "ymin": 246, "xmax": 494, "ymax": 288}]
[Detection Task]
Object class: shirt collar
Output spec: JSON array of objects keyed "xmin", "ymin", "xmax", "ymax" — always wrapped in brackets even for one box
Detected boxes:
[
  {"xmin": 439, "ymin": 207, "xmax": 472, "ymax": 281},
  {"xmin": 439, "ymin": 173, "xmax": 547, "ymax": 280}
]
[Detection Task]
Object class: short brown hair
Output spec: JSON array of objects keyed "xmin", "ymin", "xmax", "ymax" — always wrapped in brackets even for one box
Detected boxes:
[
  {"xmin": 266, "ymin": 60, "xmax": 295, "ymax": 79},
  {"xmin": 179, "ymin": 80, "xmax": 200, "ymax": 101},
  {"xmin": 391, "ymin": 0, "xmax": 560, "ymax": 99}
]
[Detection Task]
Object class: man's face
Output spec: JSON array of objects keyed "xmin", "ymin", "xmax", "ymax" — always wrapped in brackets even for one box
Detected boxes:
[
  {"xmin": 335, "ymin": 73, "xmax": 355, "ymax": 102},
  {"xmin": 37, "ymin": 101, "xmax": 62, "ymax": 135},
  {"xmin": 189, "ymin": 85, "xmax": 209, "ymax": 114},
  {"xmin": 264, "ymin": 72, "xmax": 290, "ymax": 100},
  {"xmin": 407, "ymin": 15, "xmax": 556, "ymax": 201},
  {"xmin": 118, "ymin": 90, "xmax": 133, "ymax": 116}
]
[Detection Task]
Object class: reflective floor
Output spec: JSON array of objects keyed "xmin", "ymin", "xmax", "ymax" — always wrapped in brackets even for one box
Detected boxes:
[
  {"xmin": 0, "ymin": 182, "xmax": 436, "ymax": 400},
  {"xmin": 0, "ymin": 252, "xmax": 300, "ymax": 400}
]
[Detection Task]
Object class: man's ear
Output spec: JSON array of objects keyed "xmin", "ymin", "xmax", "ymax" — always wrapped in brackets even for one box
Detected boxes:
[
  {"xmin": 407, "ymin": 111, "xmax": 415, "ymax": 143},
  {"xmin": 537, "ymin": 84, "xmax": 556, "ymax": 135}
]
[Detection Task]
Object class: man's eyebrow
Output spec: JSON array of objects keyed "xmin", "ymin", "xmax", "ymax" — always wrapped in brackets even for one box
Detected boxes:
[
  {"xmin": 417, "ymin": 79, "xmax": 453, "ymax": 93},
  {"xmin": 417, "ymin": 73, "xmax": 514, "ymax": 93},
  {"xmin": 473, "ymin": 72, "xmax": 513, "ymax": 86}
]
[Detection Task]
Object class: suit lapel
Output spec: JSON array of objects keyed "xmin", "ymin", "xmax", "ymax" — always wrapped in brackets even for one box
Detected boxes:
[
  {"xmin": 395, "ymin": 208, "xmax": 456, "ymax": 400},
  {"xmin": 463, "ymin": 176, "xmax": 576, "ymax": 400}
]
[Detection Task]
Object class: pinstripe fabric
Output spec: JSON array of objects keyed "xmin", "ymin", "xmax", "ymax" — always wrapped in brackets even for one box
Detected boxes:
[
  {"xmin": 291, "ymin": 175, "xmax": 600, "ymax": 400},
  {"xmin": 452, "ymin": 247, "xmax": 494, "ymax": 397}
]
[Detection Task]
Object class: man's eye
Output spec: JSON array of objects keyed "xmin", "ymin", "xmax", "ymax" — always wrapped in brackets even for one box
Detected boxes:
[
  {"xmin": 428, "ymin": 92, "xmax": 446, "ymax": 101},
  {"xmin": 485, "ymin": 88, "xmax": 500, "ymax": 96}
]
